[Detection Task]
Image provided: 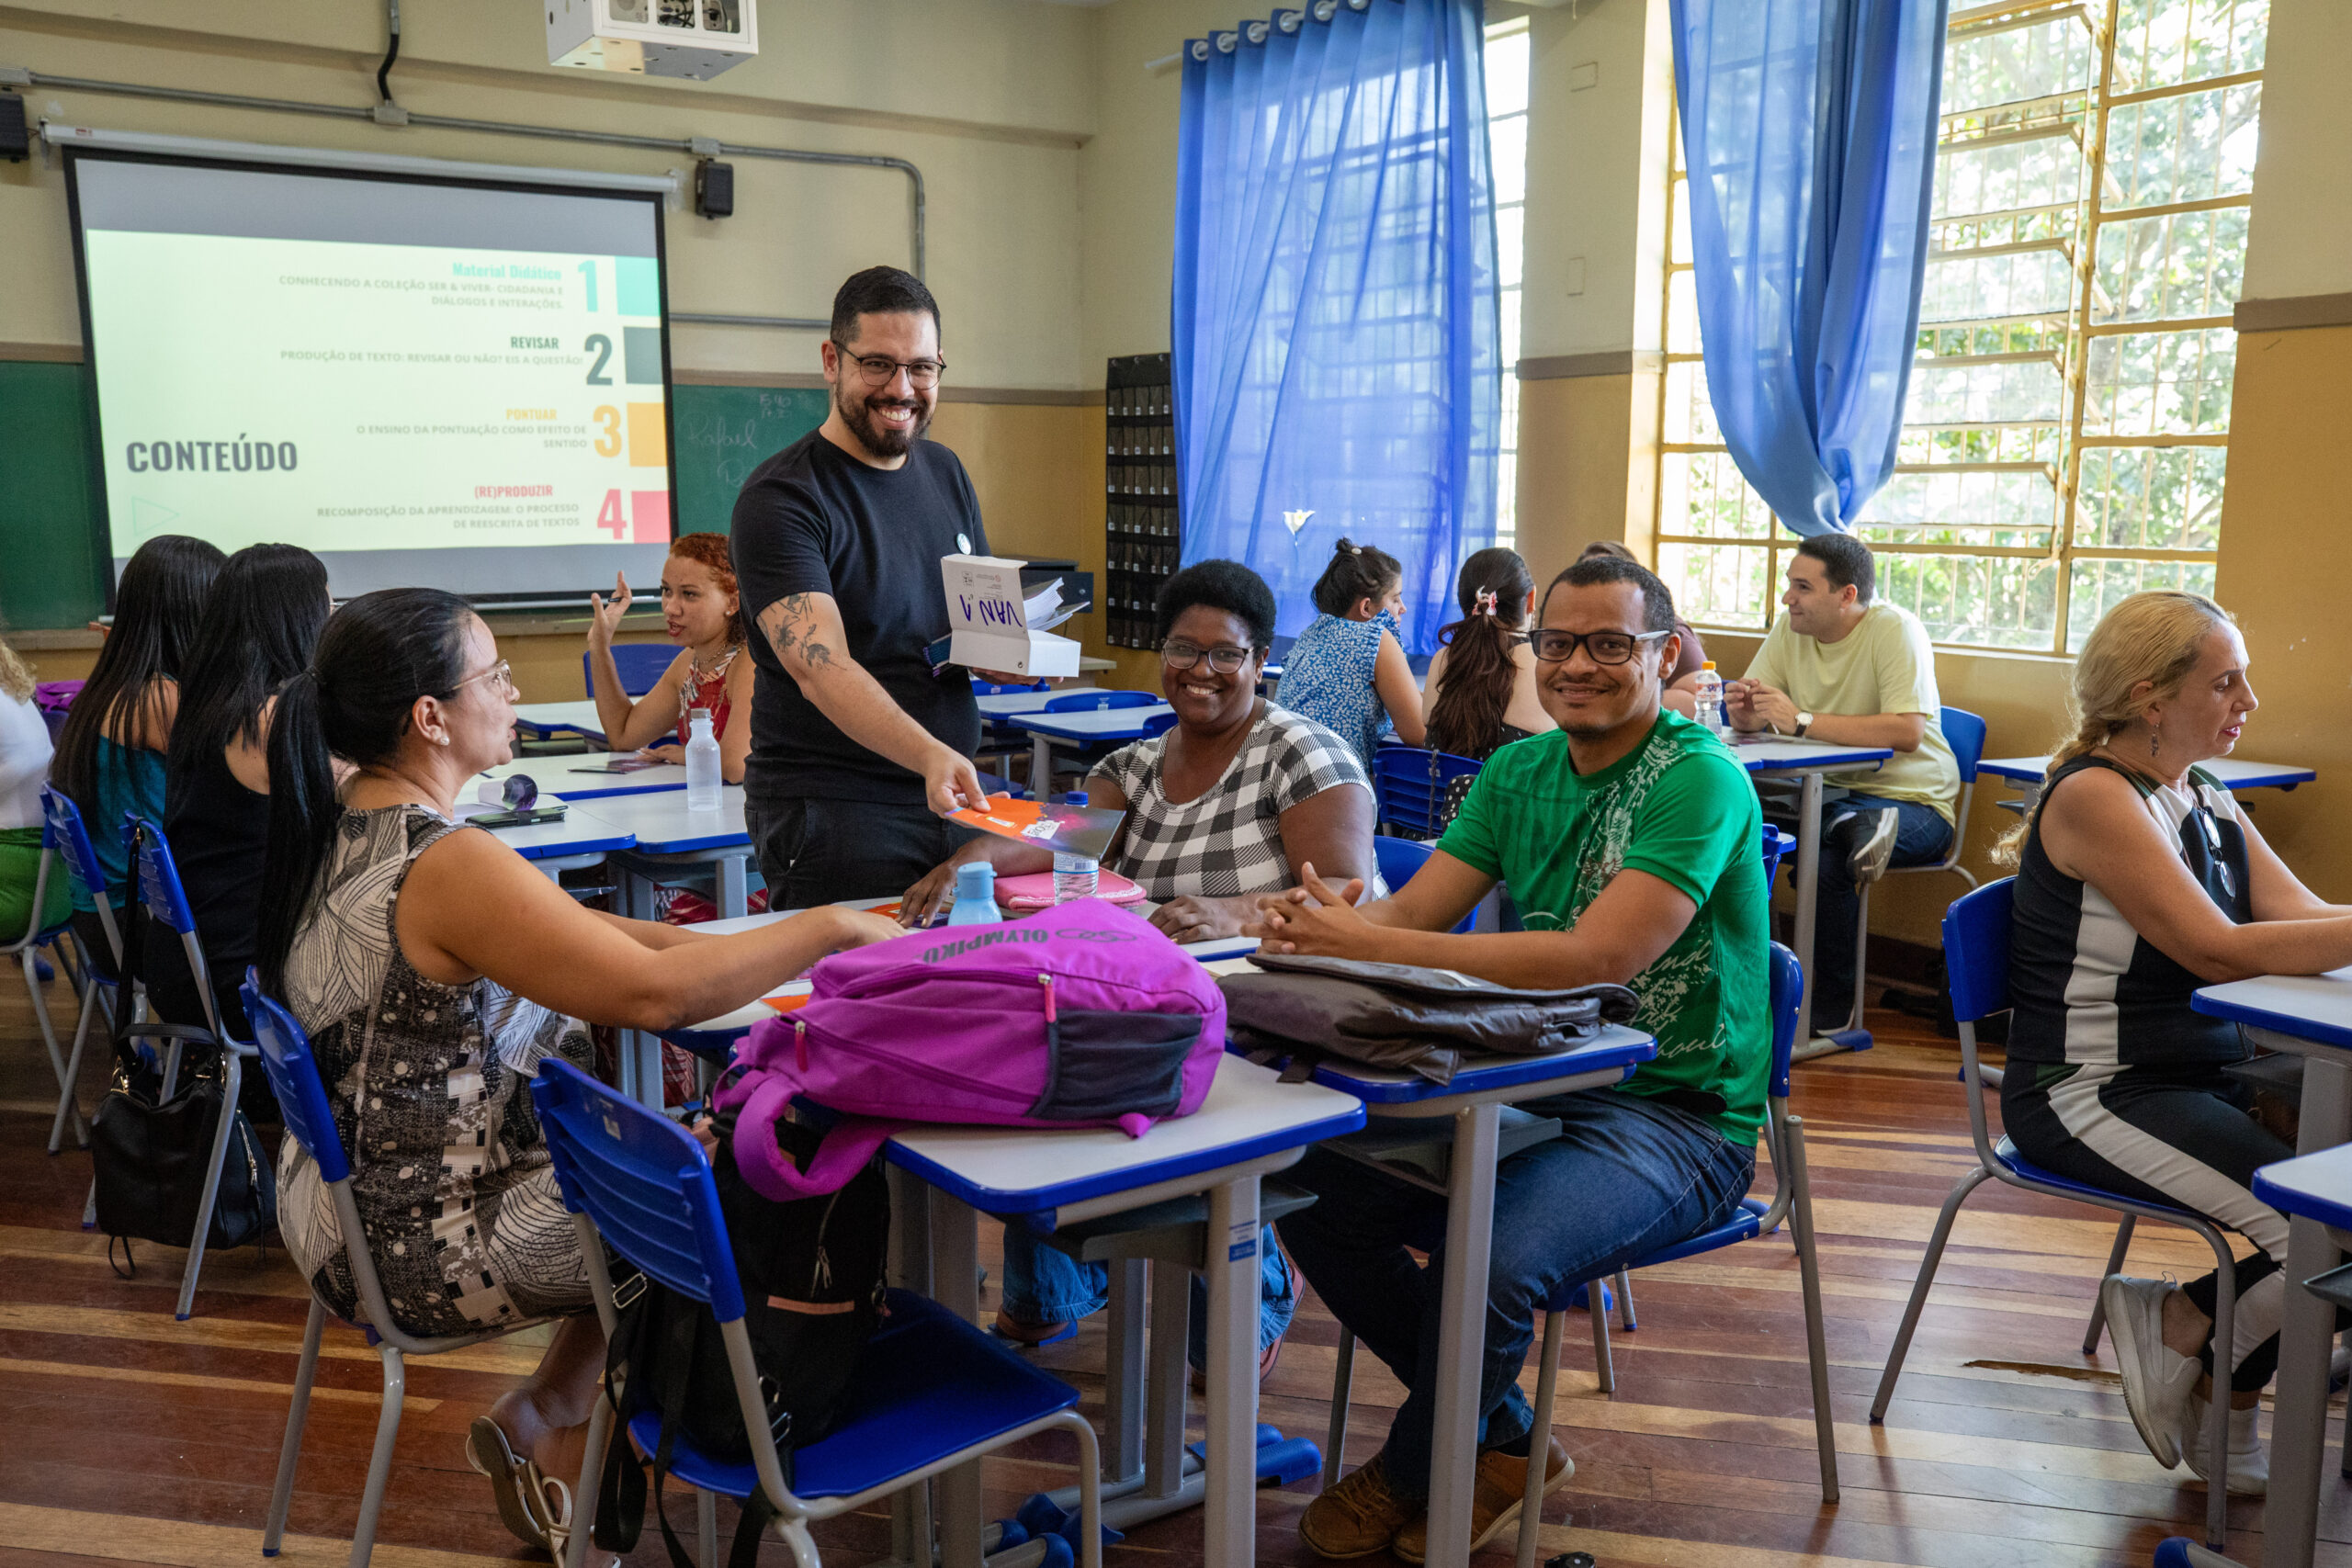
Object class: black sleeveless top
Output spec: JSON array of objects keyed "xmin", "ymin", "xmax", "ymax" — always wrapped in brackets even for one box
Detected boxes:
[
  {"xmin": 2007, "ymin": 754, "xmax": 2252, "ymax": 1067},
  {"xmin": 152, "ymin": 742, "xmax": 270, "ymax": 1010}
]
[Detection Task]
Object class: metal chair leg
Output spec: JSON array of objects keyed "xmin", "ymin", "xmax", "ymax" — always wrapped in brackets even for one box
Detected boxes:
[
  {"xmin": 175, "ymin": 1050, "xmax": 243, "ymax": 1321},
  {"xmin": 1513, "ymin": 1310, "xmax": 1568, "ymax": 1568},
  {"xmin": 1783, "ymin": 1115, "xmax": 1839, "ymax": 1503},
  {"xmin": 50, "ymin": 971, "xmax": 99, "ymax": 1155},
  {"xmin": 263, "ymin": 1297, "xmax": 327, "ymax": 1556},
  {"xmin": 1615, "ymin": 1267, "xmax": 1636, "ymax": 1332},
  {"xmin": 349, "ymin": 1345, "xmax": 407, "ymax": 1568},
  {"xmin": 1588, "ymin": 1280, "xmax": 1615, "ymax": 1394},
  {"xmin": 1322, "ymin": 1329, "xmax": 1355, "ymax": 1490},
  {"xmin": 779, "ymin": 1517, "xmax": 821, "ymax": 1568},
  {"xmin": 697, "ymin": 1488, "xmax": 718, "ymax": 1568},
  {"xmin": 562, "ymin": 1384, "xmax": 616, "ymax": 1568},
  {"xmin": 23, "ymin": 947, "xmax": 85, "ymax": 1148},
  {"xmin": 2083, "ymin": 1214, "xmax": 2137, "ymax": 1355},
  {"xmin": 1870, "ymin": 1165, "xmax": 1991, "ymax": 1421},
  {"xmin": 2200, "ymin": 1235, "xmax": 2237, "ymax": 1551}
]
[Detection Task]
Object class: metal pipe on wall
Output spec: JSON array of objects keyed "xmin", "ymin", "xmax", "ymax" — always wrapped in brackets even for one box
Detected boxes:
[{"xmin": 9, "ymin": 66, "xmax": 926, "ymax": 310}]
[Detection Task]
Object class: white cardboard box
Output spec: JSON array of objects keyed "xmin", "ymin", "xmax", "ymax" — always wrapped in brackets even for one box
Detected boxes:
[{"xmin": 942, "ymin": 554, "xmax": 1082, "ymax": 679}]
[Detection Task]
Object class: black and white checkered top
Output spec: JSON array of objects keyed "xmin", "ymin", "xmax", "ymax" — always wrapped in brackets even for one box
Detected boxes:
[{"xmin": 1088, "ymin": 705, "xmax": 1386, "ymax": 902}]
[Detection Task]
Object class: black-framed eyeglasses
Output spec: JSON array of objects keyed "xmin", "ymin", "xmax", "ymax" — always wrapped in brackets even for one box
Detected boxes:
[
  {"xmin": 831, "ymin": 340, "xmax": 945, "ymax": 389},
  {"xmin": 1530, "ymin": 629, "xmax": 1668, "ymax": 666},
  {"xmin": 1160, "ymin": 638, "xmax": 1255, "ymax": 674}
]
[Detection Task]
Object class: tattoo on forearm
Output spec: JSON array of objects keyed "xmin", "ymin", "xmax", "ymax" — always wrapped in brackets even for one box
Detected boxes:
[
  {"xmin": 760, "ymin": 593, "xmax": 829, "ymax": 671},
  {"xmin": 806, "ymin": 643, "xmax": 833, "ymax": 668}
]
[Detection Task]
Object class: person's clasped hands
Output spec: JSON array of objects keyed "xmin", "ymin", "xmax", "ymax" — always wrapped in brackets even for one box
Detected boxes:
[{"xmin": 1242, "ymin": 861, "xmax": 1374, "ymax": 958}]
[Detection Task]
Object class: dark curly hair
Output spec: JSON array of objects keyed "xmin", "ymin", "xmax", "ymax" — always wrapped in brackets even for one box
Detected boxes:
[{"xmin": 1154, "ymin": 559, "xmax": 1278, "ymax": 650}]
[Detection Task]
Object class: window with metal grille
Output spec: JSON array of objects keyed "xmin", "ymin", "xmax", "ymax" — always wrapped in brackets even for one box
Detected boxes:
[{"xmin": 1653, "ymin": 0, "xmax": 2265, "ymax": 654}]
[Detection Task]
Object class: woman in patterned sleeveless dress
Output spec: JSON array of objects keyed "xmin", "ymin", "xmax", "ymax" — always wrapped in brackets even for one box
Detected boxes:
[
  {"xmin": 257, "ymin": 589, "xmax": 900, "ymax": 1559},
  {"xmin": 1272, "ymin": 537, "xmax": 1426, "ymax": 768}
]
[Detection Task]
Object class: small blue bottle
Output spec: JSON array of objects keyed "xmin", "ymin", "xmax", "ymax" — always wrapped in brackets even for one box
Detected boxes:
[{"xmin": 945, "ymin": 860, "xmax": 999, "ymax": 926}]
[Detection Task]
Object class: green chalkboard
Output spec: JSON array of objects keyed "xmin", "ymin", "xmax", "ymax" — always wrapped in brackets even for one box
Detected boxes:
[
  {"xmin": 0, "ymin": 364, "xmax": 828, "ymax": 628},
  {"xmin": 0, "ymin": 360, "xmax": 110, "ymax": 633},
  {"xmin": 672, "ymin": 383, "xmax": 831, "ymax": 536}
]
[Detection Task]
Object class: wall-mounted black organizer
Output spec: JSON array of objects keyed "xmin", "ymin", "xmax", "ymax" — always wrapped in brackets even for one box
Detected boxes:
[{"xmin": 1104, "ymin": 353, "xmax": 1179, "ymax": 649}]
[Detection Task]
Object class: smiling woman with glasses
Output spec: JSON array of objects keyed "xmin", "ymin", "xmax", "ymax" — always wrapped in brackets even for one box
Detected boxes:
[{"xmin": 901, "ymin": 557, "xmax": 1382, "ymax": 1383}]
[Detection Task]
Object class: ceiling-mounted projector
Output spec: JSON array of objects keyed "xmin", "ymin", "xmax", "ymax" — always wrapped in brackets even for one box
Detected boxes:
[{"xmin": 548, "ymin": 0, "xmax": 759, "ymax": 82}]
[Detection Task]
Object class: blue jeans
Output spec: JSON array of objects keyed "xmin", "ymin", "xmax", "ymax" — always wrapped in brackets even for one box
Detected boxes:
[
  {"xmin": 1800, "ymin": 792, "xmax": 1952, "ymax": 1034},
  {"xmin": 1278, "ymin": 1090, "xmax": 1754, "ymax": 1501},
  {"xmin": 999, "ymin": 1221, "xmax": 1298, "ymax": 1369}
]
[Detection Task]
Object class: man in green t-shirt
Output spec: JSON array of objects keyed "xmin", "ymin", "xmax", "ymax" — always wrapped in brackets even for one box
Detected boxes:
[
  {"xmin": 1725, "ymin": 533, "xmax": 1958, "ymax": 1033},
  {"xmin": 1251, "ymin": 554, "xmax": 1768, "ymax": 1562}
]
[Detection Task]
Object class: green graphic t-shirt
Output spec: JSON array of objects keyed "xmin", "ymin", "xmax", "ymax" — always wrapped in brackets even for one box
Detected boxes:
[{"xmin": 1435, "ymin": 711, "xmax": 1770, "ymax": 1146}]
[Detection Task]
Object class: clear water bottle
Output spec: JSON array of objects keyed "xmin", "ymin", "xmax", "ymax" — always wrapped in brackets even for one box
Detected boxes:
[
  {"xmin": 945, "ymin": 861, "xmax": 998, "ymax": 926},
  {"xmin": 684, "ymin": 708, "xmax": 721, "ymax": 810},
  {"xmin": 1053, "ymin": 791, "xmax": 1099, "ymax": 903},
  {"xmin": 1690, "ymin": 660, "xmax": 1729, "ymax": 739}
]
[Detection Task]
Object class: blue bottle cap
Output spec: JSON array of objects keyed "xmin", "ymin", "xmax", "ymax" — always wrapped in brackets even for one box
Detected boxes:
[{"xmin": 1063, "ymin": 792, "xmax": 1087, "ymax": 807}]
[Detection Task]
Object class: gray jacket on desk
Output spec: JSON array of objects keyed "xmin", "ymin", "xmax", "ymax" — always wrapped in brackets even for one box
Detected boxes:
[{"xmin": 1218, "ymin": 951, "xmax": 1639, "ymax": 1086}]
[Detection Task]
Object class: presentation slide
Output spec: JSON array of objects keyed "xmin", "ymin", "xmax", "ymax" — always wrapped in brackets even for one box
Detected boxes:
[{"xmin": 67, "ymin": 152, "xmax": 675, "ymax": 601}]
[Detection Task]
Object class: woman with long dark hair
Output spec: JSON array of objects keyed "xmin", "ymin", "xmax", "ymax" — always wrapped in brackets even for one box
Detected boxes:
[
  {"xmin": 257, "ymin": 589, "xmax": 899, "ymax": 1555},
  {"xmin": 146, "ymin": 544, "xmax": 332, "ymax": 1044},
  {"xmin": 1424, "ymin": 547, "xmax": 1547, "ymax": 756},
  {"xmin": 51, "ymin": 535, "xmax": 225, "ymax": 972}
]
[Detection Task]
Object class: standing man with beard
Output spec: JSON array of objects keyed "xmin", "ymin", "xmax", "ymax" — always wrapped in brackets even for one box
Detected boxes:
[{"xmin": 729, "ymin": 265, "xmax": 996, "ymax": 907}]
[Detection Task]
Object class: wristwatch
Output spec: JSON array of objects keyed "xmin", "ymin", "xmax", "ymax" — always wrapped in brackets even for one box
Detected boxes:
[{"xmin": 1794, "ymin": 711, "xmax": 1815, "ymax": 739}]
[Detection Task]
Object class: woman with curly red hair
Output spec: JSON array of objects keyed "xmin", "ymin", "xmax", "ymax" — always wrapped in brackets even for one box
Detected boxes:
[{"xmin": 584, "ymin": 531, "xmax": 753, "ymax": 781}]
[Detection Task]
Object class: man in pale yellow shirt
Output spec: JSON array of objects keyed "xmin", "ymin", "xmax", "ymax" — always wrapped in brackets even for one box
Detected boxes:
[{"xmin": 1726, "ymin": 534, "xmax": 1959, "ymax": 1034}]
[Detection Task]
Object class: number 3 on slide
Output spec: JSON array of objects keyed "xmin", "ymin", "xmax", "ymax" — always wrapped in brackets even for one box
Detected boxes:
[{"xmin": 593, "ymin": 406, "xmax": 622, "ymax": 457}]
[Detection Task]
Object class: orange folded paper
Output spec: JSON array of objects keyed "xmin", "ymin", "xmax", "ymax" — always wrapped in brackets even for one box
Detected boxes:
[{"xmin": 949, "ymin": 793, "xmax": 1123, "ymax": 863}]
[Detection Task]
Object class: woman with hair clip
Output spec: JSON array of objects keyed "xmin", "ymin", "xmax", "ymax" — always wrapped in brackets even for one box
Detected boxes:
[
  {"xmin": 583, "ymin": 531, "xmax": 754, "ymax": 783},
  {"xmin": 257, "ymin": 589, "xmax": 902, "ymax": 1559},
  {"xmin": 2001, "ymin": 589, "xmax": 2352, "ymax": 1495},
  {"xmin": 146, "ymin": 544, "xmax": 331, "ymax": 1050},
  {"xmin": 50, "ymin": 534, "xmax": 226, "ymax": 976},
  {"xmin": 1420, "ymin": 547, "xmax": 1548, "ymax": 829},
  {"xmin": 1273, "ymin": 536, "xmax": 1426, "ymax": 768}
]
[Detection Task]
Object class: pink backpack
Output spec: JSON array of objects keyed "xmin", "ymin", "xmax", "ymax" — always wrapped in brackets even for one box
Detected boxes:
[{"xmin": 718, "ymin": 900, "xmax": 1228, "ymax": 1200}]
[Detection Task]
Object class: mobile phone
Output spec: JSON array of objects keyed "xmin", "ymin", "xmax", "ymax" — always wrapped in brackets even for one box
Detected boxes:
[
  {"xmin": 471, "ymin": 804, "xmax": 570, "ymax": 829},
  {"xmin": 571, "ymin": 760, "xmax": 655, "ymax": 774}
]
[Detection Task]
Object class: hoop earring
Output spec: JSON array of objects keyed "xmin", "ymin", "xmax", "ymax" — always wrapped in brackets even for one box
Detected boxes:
[{"xmin": 2149, "ymin": 729, "xmax": 2160, "ymax": 761}]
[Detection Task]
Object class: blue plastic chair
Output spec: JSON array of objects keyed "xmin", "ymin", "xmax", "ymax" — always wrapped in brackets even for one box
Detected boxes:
[
  {"xmin": 129, "ymin": 817, "xmax": 267, "ymax": 1320},
  {"xmin": 1370, "ymin": 836, "xmax": 1475, "ymax": 934},
  {"xmin": 240, "ymin": 974, "xmax": 581, "ymax": 1568},
  {"xmin": 1143, "ymin": 709, "xmax": 1179, "ymax": 739},
  {"xmin": 9, "ymin": 790, "xmax": 86, "ymax": 1154},
  {"xmin": 1371, "ymin": 745, "xmax": 1485, "ymax": 839},
  {"xmin": 530, "ymin": 1057, "xmax": 1104, "ymax": 1568},
  {"xmin": 972, "ymin": 677, "xmax": 1051, "ymax": 695},
  {"xmin": 581, "ymin": 642, "xmax": 677, "ymax": 699},
  {"xmin": 1759, "ymin": 823, "xmax": 1797, "ymax": 887},
  {"xmin": 1869, "ymin": 878, "xmax": 2237, "ymax": 1551},
  {"xmin": 1830, "ymin": 705, "xmax": 1987, "ymax": 1037},
  {"xmin": 2151, "ymin": 1539, "xmax": 2234, "ymax": 1568}
]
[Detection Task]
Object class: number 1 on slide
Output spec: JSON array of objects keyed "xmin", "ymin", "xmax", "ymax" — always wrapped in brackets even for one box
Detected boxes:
[{"xmin": 579, "ymin": 258, "xmax": 599, "ymax": 313}]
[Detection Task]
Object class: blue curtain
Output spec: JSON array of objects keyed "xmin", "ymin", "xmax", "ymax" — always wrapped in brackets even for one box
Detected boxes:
[
  {"xmin": 1172, "ymin": 0, "xmax": 1499, "ymax": 657},
  {"xmin": 1671, "ymin": 0, "xmax": 1947, "ymax": 537}
]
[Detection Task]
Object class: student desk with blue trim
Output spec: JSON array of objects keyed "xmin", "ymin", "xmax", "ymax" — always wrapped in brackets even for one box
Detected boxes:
[
  {"xmin": 509, "ymin": 698, "xmax": 607, "ymax": 745},
  {"xmin": 2193, "ymin": 970, "xmax": 2352, "ymax": 1568},
  {"xmin": 1004, "ymin": 703, "xmax": 1175, "ymax": 792},
  {"xmin": 1728, "ymin": 735, "xmax": 1894, "ymax": 1055},
  {"xmin": 478, "ymin": 752, "xmax": 688, "ymax": 800},
  {"xmin": 1983, "ymin": 753, "xmax": 2315, "ymax": 812}
]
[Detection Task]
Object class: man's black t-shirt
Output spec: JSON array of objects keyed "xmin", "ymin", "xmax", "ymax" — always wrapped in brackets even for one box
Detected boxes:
[{"xmin": 729, "ymin": 429, "xmax": 988, "ymax": 806}]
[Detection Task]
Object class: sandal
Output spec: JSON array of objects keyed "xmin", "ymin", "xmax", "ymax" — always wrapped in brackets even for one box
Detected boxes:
[
  {"xmin": 466, "ymin": 1416, "xmax": 557, "ymax": 1552},
  {"xmin": 991, "ymin": 1309, "xmax": 1077, "ymax": 1348}
]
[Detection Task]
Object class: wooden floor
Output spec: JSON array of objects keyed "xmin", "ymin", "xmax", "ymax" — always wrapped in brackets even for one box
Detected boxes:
[{"xmin": 7, "ymin": 971, "xmax": 2352, "ymax": 1568}]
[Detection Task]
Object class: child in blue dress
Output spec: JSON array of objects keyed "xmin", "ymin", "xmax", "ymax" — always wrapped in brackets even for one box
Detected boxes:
[{"xmin": 1273, "ymin": 538, "xmax": 1425, "ymax": 768}]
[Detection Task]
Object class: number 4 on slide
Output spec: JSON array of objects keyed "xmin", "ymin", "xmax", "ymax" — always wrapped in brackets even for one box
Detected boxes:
[{"xmin": 597, "ymin": 489, "xmax": 670, "ymax": 542}]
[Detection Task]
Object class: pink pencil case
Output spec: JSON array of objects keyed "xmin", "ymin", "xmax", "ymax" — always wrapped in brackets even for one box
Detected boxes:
[{"xmin": 993, "ymin": 869, "xmax": 1147, "ymax": 910}]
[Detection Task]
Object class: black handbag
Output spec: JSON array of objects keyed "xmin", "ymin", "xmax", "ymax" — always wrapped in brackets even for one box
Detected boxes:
[{"xmin": 91, "ymin": 1034, "xmax": 277, "ymax": 1261}]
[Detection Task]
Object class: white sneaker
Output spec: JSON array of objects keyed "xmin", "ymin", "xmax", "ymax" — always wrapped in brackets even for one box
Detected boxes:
[
  {"xmin": 1845, "ymin": 808, "xmax": 1900, "ymax": 885},
  {"xmin": 2178, "ymin": 1393, "xmax": 2268, "ymax": 1496},
  {"xmin": 2102, "ymin": 1275, "xmax": 2202, "ymax": 1469}
]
